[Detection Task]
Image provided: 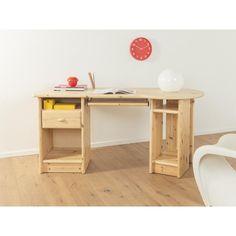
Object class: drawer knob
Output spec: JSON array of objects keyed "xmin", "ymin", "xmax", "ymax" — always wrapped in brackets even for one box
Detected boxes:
[{"xmin": 57, "ymin": 118, "xmax": 65, "ymax": 122}]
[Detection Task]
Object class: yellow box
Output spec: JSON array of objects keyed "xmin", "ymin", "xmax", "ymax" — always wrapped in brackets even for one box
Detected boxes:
[
  {"xmin": 54, "ymin": 103, "xmax": 76, "ymax": 110},
  {"xmin": 43, "ymin": 99, "xmax": 55, "ymax": 110}
]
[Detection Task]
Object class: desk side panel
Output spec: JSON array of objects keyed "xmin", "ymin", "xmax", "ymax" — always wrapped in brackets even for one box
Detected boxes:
[
  {"xmin": 38, "ymin": 98, "xmax": 53, "ymax": 173},
  {"xmin": 177, "ymin": 99, "xmax": 191, "ymax": 177}
]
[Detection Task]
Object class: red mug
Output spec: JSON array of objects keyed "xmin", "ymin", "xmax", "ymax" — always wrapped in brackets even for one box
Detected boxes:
[{"xmin": 67, "ymin": 76, "xmax": 78, "ymax": 87}]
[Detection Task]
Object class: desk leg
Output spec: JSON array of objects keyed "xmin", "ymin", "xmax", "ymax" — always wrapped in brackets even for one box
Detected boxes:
[
  {"xmin": 189, "ymin": 99, "xmax": 194, "ymax": 164},
  {"xmin": 149, "ymin": 100, "xmax": 163, "ymax": 173},
  {"xmin": 81, "ymin": 98, "xmax": 91, "ymax": 174},
  {"xmin": 38, "ymin": 98, "xmax": 53, "ymax": 173},
  {"xmin": 177, "ymin": 99, "xmax": 191, "ymax": 177}
]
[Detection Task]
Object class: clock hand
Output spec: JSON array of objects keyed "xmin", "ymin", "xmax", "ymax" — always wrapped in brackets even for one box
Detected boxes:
[
  {"xmin": 142, "ymin": 45, "xmax": 150, "ymax": 49},
  {"xmin": 134, "ymin": 45, "xmax": 142, "ymax": 49},
  {"xmin": 134, "ymin": 45, "xmax": 150, "ymax": 50}
]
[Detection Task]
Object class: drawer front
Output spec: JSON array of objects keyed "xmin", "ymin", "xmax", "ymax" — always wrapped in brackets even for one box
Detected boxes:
[{"xmin": 42, "ymin": 110, "xmax": 81, "ymax": 128}]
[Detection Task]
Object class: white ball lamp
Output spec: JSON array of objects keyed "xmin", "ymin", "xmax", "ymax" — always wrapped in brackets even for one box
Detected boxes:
[{"xmin": 158, "ymin": 69, "xmax": 184, "ymax": 92}]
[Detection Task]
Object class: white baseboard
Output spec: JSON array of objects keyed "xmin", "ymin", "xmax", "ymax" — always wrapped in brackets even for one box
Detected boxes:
[
  {"xmin": 0, "ymin": 149, "xmax": 38, "ymax": 158},
  {"xmin": 194, "ymin": 127, "xmax": 236, "ymax": 136},
  {"xmin": 0, "ymin": 138, "xmax": 149, "ymax": 158},
  {"xmin": 1, "ymin": 127, "xmax": 236, "ymax": 159},
  {"xmin": 91, "ymin": 137, "xmax": 149, "ymax": 148}
]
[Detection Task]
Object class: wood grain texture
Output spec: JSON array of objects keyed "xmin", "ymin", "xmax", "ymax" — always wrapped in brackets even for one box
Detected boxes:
[
  {"xmin": 1, "ymin": 132, "xmax": 234, "ymax": 206},
  {"xmin": 149, "ymin": 100, "xmax": 163, "ymax": 173},
  {"xmin": 36, "ymin": 89, "xmax": 203, "ymax": 176},
  {"xmin": 166, "ymin": 100, "xmax": 178, "ymax": 154},
  {"xmin": 88, "ymin": 98, "xmax": 149, "ymax": 106},
  {"xmin": 38, "ymin": 98, "xmax": 53, "ymax": 173},
  {"xmin": 189, "ymin": 99, "xmax": 194, "ymax": 163},
  {"xmin": 34, "ymin": 88, "xmax": 204, "ymax": 100},
  {"xmin": 81, "ymin": 98, "xmax": 91, "ymax": 174},
  {"xmin": 39, "ymin": 96, "xmax": 86, "ymax": 173},
  {"xmin": 42, "ymin": 110, "xmax": 81, "ymax": 129},
  {"xmin": 166, "ymin": 115, "xmax": 177, "ymax": 153},
  {"xmin": 177, "ymin": 99, "xmax": 191, "ymax": 177}
]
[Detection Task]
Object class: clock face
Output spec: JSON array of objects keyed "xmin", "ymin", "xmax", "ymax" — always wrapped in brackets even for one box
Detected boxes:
[{"xmin": 130, "ymin": 37, "xmax": 152, "ymax": 61}]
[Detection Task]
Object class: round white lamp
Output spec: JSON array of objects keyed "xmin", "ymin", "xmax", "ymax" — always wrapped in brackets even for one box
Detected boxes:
[{"xmin": 158, "ymin": 69, "xmax": 184, "ymax": 92}]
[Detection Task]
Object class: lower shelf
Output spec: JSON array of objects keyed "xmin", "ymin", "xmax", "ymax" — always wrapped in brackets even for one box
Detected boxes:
[
  {"xmin": 43, "ymin": 148, "xmax": 83, "ymax": 164},
  {"xmin": 153, "ymin": 154, "xmax": 178, "ymax": 177},
  {"xmin": 42, "ymin": 148, "xmax": 84, "ymax": 173},
  {"xmin": 154, "ymin": 155, "xmax": 177, "ymax": 167}
]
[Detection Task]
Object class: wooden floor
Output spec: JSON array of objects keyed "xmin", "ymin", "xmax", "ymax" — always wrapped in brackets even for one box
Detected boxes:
[{"xmin": 0, "ymin": 132, "xmax": 235, "ymax": 206}]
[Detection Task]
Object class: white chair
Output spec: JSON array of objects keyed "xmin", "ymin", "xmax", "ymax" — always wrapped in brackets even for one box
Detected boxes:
[{"xmin": 193, "ymin": 134, "xmax": 236, "ymax": 206}]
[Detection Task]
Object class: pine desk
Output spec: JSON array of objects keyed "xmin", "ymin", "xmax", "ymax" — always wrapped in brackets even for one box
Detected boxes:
[{"xmin": 35, "ymin": 88, "xmax": 204, "ymax": 178}]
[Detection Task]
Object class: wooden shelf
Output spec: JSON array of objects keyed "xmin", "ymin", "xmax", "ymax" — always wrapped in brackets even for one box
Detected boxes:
[
  {"xmin": 152, "ymin": 105, "xmax": 178, "ymax": 114},
  {"xmin": 88, "ymin": 98, "xmax": 149, "ymax": 106},
  {"xmin": 42, "ymin": 98, "xmax": 82, "ymax": 110},
  {"xmin": 43, "ymin": 148, "xmax": 83, "ymax": 164},
  {"xmin": 42, "ymin": 109, "xmax": 81, "ymax": 112},
  {"xmin": 154, "ymin": 154, "xmax": 178, "ymax": 167}
]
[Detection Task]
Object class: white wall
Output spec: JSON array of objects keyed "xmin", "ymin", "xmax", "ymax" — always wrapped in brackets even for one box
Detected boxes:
[{"xmin": 0, "ymin": 30, "xmax": 236, "ymax": 157}]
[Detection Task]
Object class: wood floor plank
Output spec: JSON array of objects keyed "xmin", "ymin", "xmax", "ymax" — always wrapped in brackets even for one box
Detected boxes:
[
  {"xmin": 0, "ymin": 158, "xmax": 22, "ymax": 205},
  {"xmin": 9, "ymin": 156, "xmax": 47, "ymax": 206},
  {"xmin": 90, "ymin": 148, "xmax": 159, "ymax": 206},
  {"xmin": 0, "ymin": 132, "xmax": 235, "ymax": 206}
]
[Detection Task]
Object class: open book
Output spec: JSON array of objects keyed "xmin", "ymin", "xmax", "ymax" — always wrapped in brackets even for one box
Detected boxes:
[{"xmin": 93, "ymin": 88, "xmax": 135, "ymax": 94}]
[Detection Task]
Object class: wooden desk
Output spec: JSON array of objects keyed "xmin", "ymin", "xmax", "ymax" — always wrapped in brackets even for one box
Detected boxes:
[{"xmin": 35, "ymin": 88, "xmax": 203, "ymax": 178}]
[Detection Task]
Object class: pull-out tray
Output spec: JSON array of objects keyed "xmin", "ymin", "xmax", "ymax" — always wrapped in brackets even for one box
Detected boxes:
[{"xmin": 87, "ymin": 98, "xmax": 149, "ymax": 106}]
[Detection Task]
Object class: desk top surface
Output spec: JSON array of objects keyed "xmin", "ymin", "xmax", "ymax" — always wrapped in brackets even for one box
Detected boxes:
[{"xmin": 34, "ymin": 88, "xmax": 204, "ymax": 100}]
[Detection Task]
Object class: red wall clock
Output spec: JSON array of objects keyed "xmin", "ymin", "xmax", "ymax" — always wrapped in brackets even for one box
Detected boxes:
[{"xmin": 130, "ymin": 37, "xmax": 152, "ymax": 61}]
